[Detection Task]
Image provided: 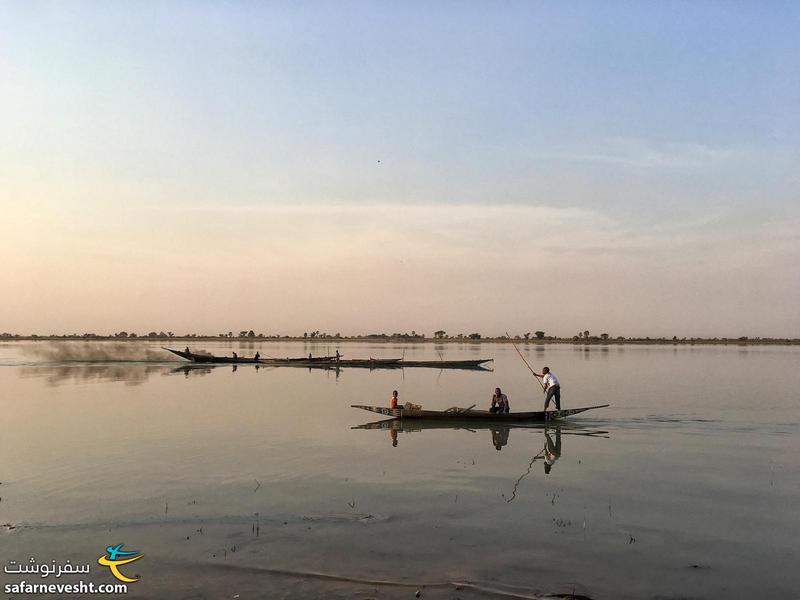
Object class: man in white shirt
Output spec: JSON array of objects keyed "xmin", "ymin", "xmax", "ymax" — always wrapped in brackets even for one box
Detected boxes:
[{"xmin": 534, "ymin": 366, "xmax": 561, "ymax": 411}]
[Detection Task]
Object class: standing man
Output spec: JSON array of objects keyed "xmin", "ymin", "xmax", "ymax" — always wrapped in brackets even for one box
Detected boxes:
[{"xmin": 534, "ymin": 367, "xmax": 561, "ymax": 411}]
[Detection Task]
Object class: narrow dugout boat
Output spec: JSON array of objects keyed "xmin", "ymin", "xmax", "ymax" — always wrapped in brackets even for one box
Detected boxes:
[
  {"xmin": 351, "ymin": 403, "xmax": 609, "ymax": 422},
  {"xmin": 164, "ymin": 349, "xmax": 493, "ymax": 370},
  {"xmin": 398, "ymin": 358, "xmax": 493, "ymax": 368},
  {"xmin": 163, "ymin": 348, "xmax": 337, "ymax": 364}
]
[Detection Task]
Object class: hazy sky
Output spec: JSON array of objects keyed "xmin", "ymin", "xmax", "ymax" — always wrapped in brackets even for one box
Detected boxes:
[{"xmin": 1, "ymin": 1, "xmax": 798, "ymax": 337}]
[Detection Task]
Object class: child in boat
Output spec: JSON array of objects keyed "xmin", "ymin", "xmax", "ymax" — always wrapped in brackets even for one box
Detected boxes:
[
  {"xmin": 389, "ymin": 390, "xmax": 401, "ymax": 410},
  {"xmin": 490, "ymin": 388, "xmax": 509, "ymax": 413}
]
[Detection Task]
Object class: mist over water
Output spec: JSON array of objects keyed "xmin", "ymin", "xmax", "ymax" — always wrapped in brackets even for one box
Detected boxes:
[{"xmin": 23, "ymin": 342, "xmax": 178, "ymax": 362}]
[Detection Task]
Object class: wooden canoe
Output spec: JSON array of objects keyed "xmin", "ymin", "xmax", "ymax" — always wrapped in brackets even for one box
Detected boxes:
[
  {"xmin": 397, "ymin": 358, "xmax": 493, "ymax": 368},
  {"xmin": 164, "ymin": 348, "xmax": 493, "ymax": 370},
  {"xmin": 350, "ymin": 403, "xmax": 609, "ymax": 422},
  {"xmin": 163, "ymin": 348, "xmax": 263, "ymax": 363},
  {"xmin": 163, "ymin": 348, "xmax": 338, "ymax": 364}
]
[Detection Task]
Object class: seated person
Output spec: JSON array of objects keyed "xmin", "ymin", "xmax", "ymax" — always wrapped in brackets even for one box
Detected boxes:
[
  {"xmin": 490, "ymin": 387, "xmax": 509, "ymax": 413},
  {"xmin": 389, "ymin": 390, "xmax": 402, "ymax": 410}
]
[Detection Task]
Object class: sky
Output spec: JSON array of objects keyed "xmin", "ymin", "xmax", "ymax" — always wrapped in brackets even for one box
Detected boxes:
[{"xmin": 1, "ymin": 1, "xmax": 798, "ymax": 338}]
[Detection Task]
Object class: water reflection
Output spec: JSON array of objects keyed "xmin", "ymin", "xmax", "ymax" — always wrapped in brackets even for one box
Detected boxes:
[
  {"xmin": 173, "ymin": 364, "xmax": 215, "ymax": 378},
  {"xmin": 353, "ymin": 419, "xmax": 608, "ymax": 452},
  {"xmin": 491, "ymin": 426, "xmax": 510, "ymax": 450},
  {"xmin": 355, "ymin": 419, "xmax": 609, "ymax": 504},
  {"xmin": 20, "ymin": 361, "xmax": 348, "ymax": 384},
  {"xmin": 20, "ymin": 364, "xmax": 169, "ymax": 386},
  {"xmin": 20, "ymin": 359, "xmax": 492, "ymax": 386}
]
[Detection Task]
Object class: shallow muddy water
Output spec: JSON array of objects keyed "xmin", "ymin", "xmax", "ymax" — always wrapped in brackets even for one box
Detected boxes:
[{"xmin": 1, "ymin": 341, "xmax": 797, "ymax": 599}]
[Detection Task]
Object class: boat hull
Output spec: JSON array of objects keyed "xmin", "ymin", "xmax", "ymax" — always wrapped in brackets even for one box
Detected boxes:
[
  {"xmin": 398, "ymin": 359, "xmax": 493, "ymax": 368},
  {"xmin": 350, "ymin": 404, "xmax": 609, "ymax": 422},
  {"xmin": 164, "ymin": 349, "xmax": 493, "ymax": 370},
  {"xmin": 164, "ymin": 348, "xmax": 339, "ymax": 364}
]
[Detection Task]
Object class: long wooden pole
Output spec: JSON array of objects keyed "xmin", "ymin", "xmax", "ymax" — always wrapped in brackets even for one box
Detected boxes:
[{"xmin": 506, "ymin": 332, "xmax": 546, "ymax": 393}]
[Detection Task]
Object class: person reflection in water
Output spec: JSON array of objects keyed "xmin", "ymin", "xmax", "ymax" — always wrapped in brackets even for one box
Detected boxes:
[
  {"xmin": 543, "ymin": 427, "xmax": 562, "ymax": 474},
  {"xmin": 389, "ymin": 428, "xmax": 398, "ymax": 447},
  {"xmin": 491, "ymin": 427, "xmax": 510, "ymax": 451},
  {"xmin": 490, "ymin": 388, "xmax": 509, "ymax": 413}
]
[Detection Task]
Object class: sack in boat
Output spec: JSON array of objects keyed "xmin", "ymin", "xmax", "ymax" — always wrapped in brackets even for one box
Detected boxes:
[{"xmin": 404, "ymin": 402, "xmax": 422, "ymax": 411}]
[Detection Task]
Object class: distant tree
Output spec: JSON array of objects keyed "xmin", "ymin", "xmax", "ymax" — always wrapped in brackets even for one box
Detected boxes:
[
  {"xmin": 116, "ymin": 331, "xmax": 128, "ymax": 338},
  {"xmin": 434, "ymin": 330, "xmax": 446, "ymax": 339},
  {"xmin": 524, "ymin": 332, "xmax": 531, "ymax": 340},
  {"xmin": 228, "ymin": 332, "xmax": 233, "ymax": 338},
  {"xmin": 584, "ymin": 330, "xmax": 590, "ymax": 338},
  {"xmin": 535, "ymin": 331, "xmax": 545, "ymax": 339},
  {"xmin": 303, "ymin": 332, "xmax": 308, "ymax": 338},
  {"xmin": 617, "ymin": 336, "xmax": 625, "ymax": 340},
  {"xmin": 158, "ymin": 331, "xmax": 166, "ymax": 337},
  {"xmin": 468, "ymin": 333, "xmax": 482, "ymax": 339},
  {"xmin": 167, "ymin": 331, "xmax": 174, "ymax": 337},
  {"xmin": 578, "ymin": 332, "xmax": 583, "ymax": 339},
  {"xmin": 129, "ymin": 332, "xmax": 138, "ymax": 338},
  {"xmin": 147, "ymin": 332, "xmax": 158, "ymax": 338},
  {"xmin": 600, "ymin": 333, "xmax": 609, "ymax": 340},
  {"xmin": 247, "ymin": 330, "xmax": 255, "ymax": 338},
  {"xmin": 239, "ymin": 330, "xmax": 247, "ymax": 338}
]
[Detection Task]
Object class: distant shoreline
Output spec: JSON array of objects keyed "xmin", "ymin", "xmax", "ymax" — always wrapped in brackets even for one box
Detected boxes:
[{"xmin": 1, "ymin": 335, "xmax": 797, "ymax": 346}]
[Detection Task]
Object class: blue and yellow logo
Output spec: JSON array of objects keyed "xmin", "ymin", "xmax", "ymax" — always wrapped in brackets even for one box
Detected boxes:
[{"xmin": 97, "ymin": 544, "xmax": 143, "ymax": 583}]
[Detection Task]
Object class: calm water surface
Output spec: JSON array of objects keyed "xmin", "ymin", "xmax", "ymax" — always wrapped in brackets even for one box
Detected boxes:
[{"xmin": 1, "ymin": 341, "xmax": 798, "ymax": 599}]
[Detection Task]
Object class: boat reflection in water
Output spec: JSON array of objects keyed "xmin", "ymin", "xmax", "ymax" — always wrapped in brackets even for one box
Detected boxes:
[
  {"xmin": 353, "ymin": 418, "xmax": 608, "ymax": 454},
  {"xmin": 355, "ymin": 418, "xmax": 609, "ymax": 506},
  {"xmin": 21, "ymin": 363, "xmax": 169, "ymax": 386}
]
